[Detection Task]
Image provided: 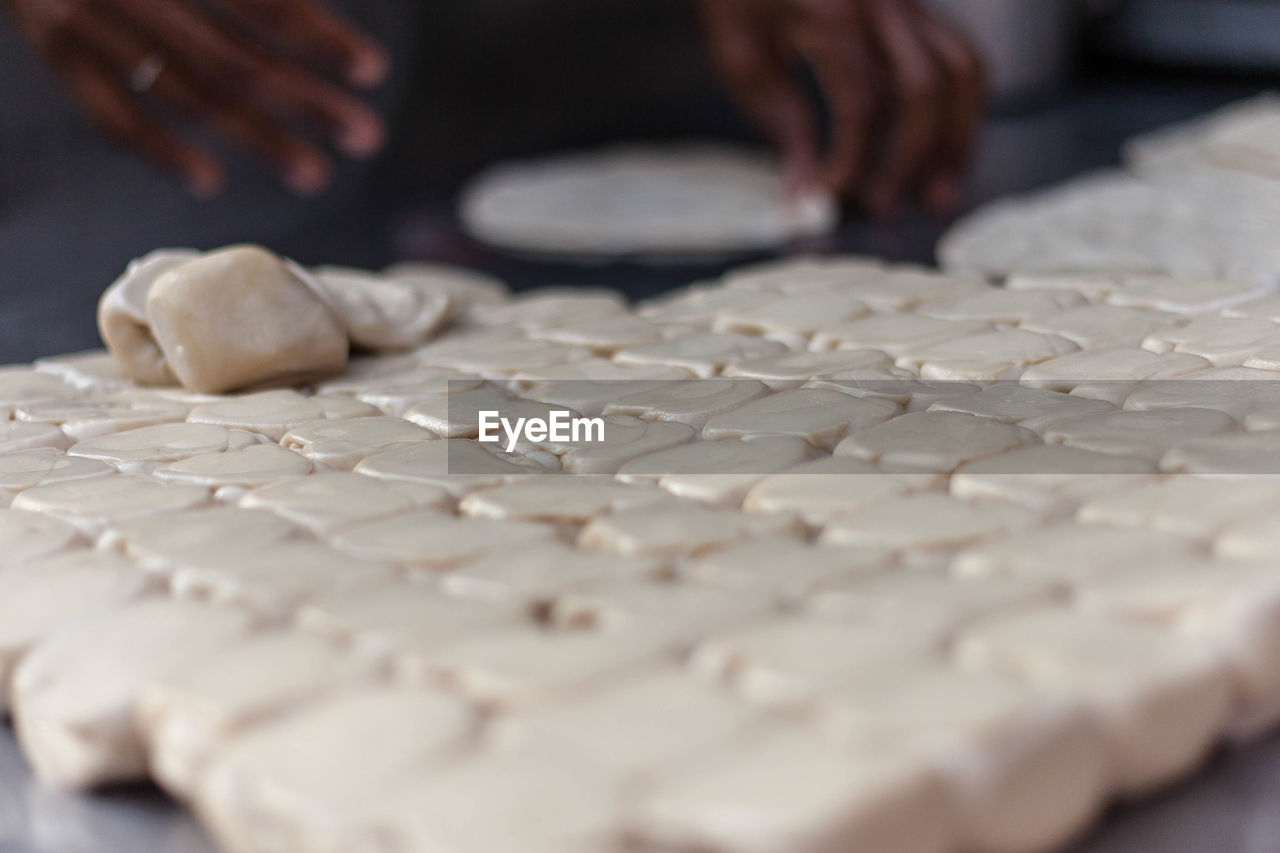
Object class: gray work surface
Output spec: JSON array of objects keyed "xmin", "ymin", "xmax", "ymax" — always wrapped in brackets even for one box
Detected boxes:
[{"xmin": 5, "ymin": 718, "xmax": 1280, "ymax": 853}]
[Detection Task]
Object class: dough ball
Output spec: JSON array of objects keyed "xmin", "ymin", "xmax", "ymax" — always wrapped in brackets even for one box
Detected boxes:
[
  {"xmin": 97, "ymin": 249, "xmax": 199, "ymax": 385},
  {"xmin": 147, "ymin": 246, "xmax": 348, "ymax": 394}
]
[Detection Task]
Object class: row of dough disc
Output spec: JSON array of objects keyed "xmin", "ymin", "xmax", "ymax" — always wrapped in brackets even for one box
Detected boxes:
[{"xmin": 5, "ymin": 243, "xmax": 1280, "ymax": 853}]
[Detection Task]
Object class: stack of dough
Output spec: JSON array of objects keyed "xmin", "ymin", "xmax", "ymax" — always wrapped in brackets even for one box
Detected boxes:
[
  {"xmin": 939, "ymin": 94, "xmax": 1280, "ymax": 286},
  {"xmin": 98, "ymin": 246, "xmax": 501, "ymax": 394}
]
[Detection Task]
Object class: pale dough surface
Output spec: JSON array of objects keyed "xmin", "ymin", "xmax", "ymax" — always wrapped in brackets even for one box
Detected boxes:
[
  {"xmin": 459, "ymin": 145, "xmax": 837, "ymax": 257},
  {"xmin": 11, "ymin": 104, "xmax": 1280, "ymax": 853}
]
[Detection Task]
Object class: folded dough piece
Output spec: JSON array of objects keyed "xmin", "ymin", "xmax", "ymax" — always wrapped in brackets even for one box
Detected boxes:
[
  {"xmin": 97, "ymin": 249, "xmax": 199, "ymax": 386},
  {"xmin": 99, "ymin": 246, "xmax": 361, "ymax": 394},
  {"xmin": 311, "ymin": 265, "xmax": 451, "ymax": 350},
  {"xmin": 146, "ymin": 246, "xmax": 349, "ymax": 393}
]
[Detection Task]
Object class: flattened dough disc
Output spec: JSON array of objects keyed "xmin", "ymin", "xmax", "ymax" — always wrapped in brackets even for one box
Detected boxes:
[{"xmin": 459, "ymin": 145, "xmax": 836, "ymax": 258}]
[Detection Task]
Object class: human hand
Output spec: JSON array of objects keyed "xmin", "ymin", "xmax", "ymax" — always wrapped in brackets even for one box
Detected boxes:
[
  {"xmin": 698, "ymin": 0, "xmax": 983, "ymax": 217},
  {"xmin": 3, "ymin": 0, "xmax": 389, "ymax": 197}
]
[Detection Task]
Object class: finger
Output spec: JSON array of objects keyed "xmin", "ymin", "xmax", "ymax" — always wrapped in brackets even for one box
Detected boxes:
[
  {"xmin": 790, "ymin": 15, "xmax": 876, "ymax": 197},
  {"xmin": 221, "ymin": 0, "xmax": 389, "ymax": 88},
  {"xmin": 56, "ymin": 4, "xmax": 331, "ymax": 194},
  {"xmin": 863, "ymin": 0, "xmax": 946, "ymax": 217},
  {"xmin": 51, "ymin": 50, "xmax": 224, "ymax": 196},
  {"xmin": 914, "ymin": 10, "xmax": 984, "ymax": 212},
  {"xmin": 110, "ymin": 0, "xmax": 385, "ymax": 157},
  {"xmin": 699, "ymin": 1, "xmax": 820, "ymax": 192}
]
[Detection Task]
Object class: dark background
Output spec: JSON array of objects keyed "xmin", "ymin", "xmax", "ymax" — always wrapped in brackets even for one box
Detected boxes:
[{"xmin": 0, "ymin": 0, "xmax": 1274, "ymax": 364}]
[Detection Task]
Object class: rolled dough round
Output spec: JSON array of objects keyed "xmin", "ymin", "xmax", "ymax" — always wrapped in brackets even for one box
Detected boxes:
[{"xmin": 459, "ymin": 145, "xmax": 836, "ymax": 257}]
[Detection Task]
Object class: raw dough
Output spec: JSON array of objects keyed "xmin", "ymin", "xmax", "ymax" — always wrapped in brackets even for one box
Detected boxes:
[
  {"xmin": 442, "ymin": 542, "xmax": 665, "ymax": 602},
  {"xmin": 470, "ymin": 289, "xmax": 628, "ymax": 331},
  {"xmin": 459, "ymin": 478, "xmax": 672, "ymax": 525},
  {"xmin": 616, "ymin": 436, "xmax": 815, "ymax": 506},
  {"xmin": 683, "ymin": 538, "xmax": 891, "ymax": 599},
  {"xmin": 813, "ymin": 666, "xmax": 1107, "ymax": 853},
  {"xmin": 507, "ymin": 669, "xmax": 762, "ymax": 776},
  {"xmin": 383, "ymin": 260, "xmax": 509, "ymax": 320},
  {"xmin": 1042, "ymin": 407, "xmax": 1238, "ymax": 463},
  {"xmin": 459, "ymin": 145, "xmax": 836, "ymax": 256},
  {"xmin": 170, "ymin": 541, "xmax": 397, "ymax": 621},
  {"xmin": 281, "ymin": 415, "xmax": 436, "ymax": 470},
  {"xmin": 820, "ymin": 494, "xmax": 1040, "ymax": 553},
  {"xmin": 631, "ymin": 728, "xmax": 949, "ymax": 853},
  {"xmin": 713, "ymin": 292, "xmax": 869, "ymax": 347},
  {"xmin": 144, "ymin": 246, "xmax": 349, "ymax": 393},
  {"xmin": 950, "ymin": 445, "xmax": 1156, "ymax": 513},
  {"xmin": 743, "ymin": 456, "xmax": 942, "ymax": 526},
  {"xmin": 952, "ymin": 521, "xmax": 1196, "ymax": 585},
  {"xmin": 1022, "ymin": 305, "xmax": 1184, "ymax": 349},
  {"xmin": 299, "ymin": 586, "xmax": 520, "ymax": 670},
  {"xmin": 1141, "ymin": 316, "xmax": 1280, "ymax": 366},
  {"xmin": 722, "ymin": 350, "xmax": 894, "ymax": 390},
  {"xmin": 1077, "ymin": 476, "xmax": 1280, "ymax": 540},
  {"xmin": 100, "ymin": 506, "xmax": 301, "ymax": 572},
  {"xmin": 558, "ymin": 415, "xmax": 696, "ymax": 475},
  {"xmin": 530, "ymin": 314, "xmax": 673, "ymax": 354},
  {"xmin": 311, "ymin": 265, "xmax": 451, "ymax": 350},
  {"xmin": 604, "ymin": 378, "xmax": 769, "ymax": 429},
  {"xmin": 613, "ymin": 333, "xmax": 787, "ymax": 379},
  {"xmin": 18, "ymin": 395, "xmax": 191, "ymax": 443},
  {"xmin": 0, "ymin": 421, "xmax": 70, "ymax": 454},
  {"xmin": 12, "ymin": 475, "xmax": 210, "ymax": 537},
  {"xmin": 97, "ymin": 248, "xmax": 199, "ymax": 385},
  {"xmin": 137, "ymin": 631, "xmax": 376, "ymax": 797},
  {"xmin": 353, "ymin": 438, "xmax": 546, "ymax": 494},
  {"xmin": 10, "ymin": 598, "xmax": 253, "ymax": 788},
  {"xmin": 0, "ymin": 509, "xmax": 84, "ymax": 567},
  {"xmin": 0, "ymin": 449, "xmax": 112, "ymax": 494},
  {"xmin": 195, "ymin": 687, "xmax": 472, "ymax": 853},
  {"xmin": 901, "ymin": 330, "xmax": 1080, "ymax": 374},
  {"xmin": 329, "ymin": 510, "xmax": 558, "ymax": 569},
  {"xmin": 186, "ymin": 390, "xmax": 327, "ymax": 441},
  {"xmin": 955, "ymin": 608, "xmax": 1233, "ymax": 794},
  {"xmin": 927, "ymin": 385, "xmax": 1115, "ymax": 434},
  {"xmin": 578, "ymin": 503, "xmax": 802, "ymax": 557},
  {"xmin": 834, "ymin": 411, "xmax": 1036, "ymax": 474},
  {"xmin": 240, "ymin": 471, "xmax": 450, "ymax": 534},
  {"xmin": 1019, "ymin": 348, "xmax": 1211, "ymax": 391},
  {"xmin": 810, "ymin": 315, "xmax": 990, "ymax": 358},
  {"xmin": 0, "ymin": 550, "xmax": 150, "ymax": 710},
  {"xmin": 701, "ymin": 388, "xmax": 899, "ymax": 449},
  {"xmin": 68, "ymin": 422, "xmax": 260, "ymax": 472}
]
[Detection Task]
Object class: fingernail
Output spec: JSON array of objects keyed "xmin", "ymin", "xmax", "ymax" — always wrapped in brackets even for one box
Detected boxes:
[
  {"xmin": 339, "ymin": 116, "xmax": 386, "ymax": 158},
  {"xmin": 187, "ymin": 164, "xmax": 225, "ymax": 199},
  {"xmin": 349, "ymin": 49, "xmax": 390, "ymax": 88},
  {"xmin": 287, "ymin": 158, "xmax": 331, "ymax": 195}
]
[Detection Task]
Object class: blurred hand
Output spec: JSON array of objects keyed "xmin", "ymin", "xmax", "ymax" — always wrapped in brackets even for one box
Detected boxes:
[
  {"xmin": 3, "ymin": 0, "xmax": 389, "ymax": 197},
  {"xmin": 698, "ymin": 0, "xmax": 983, "ymax": 217}
]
